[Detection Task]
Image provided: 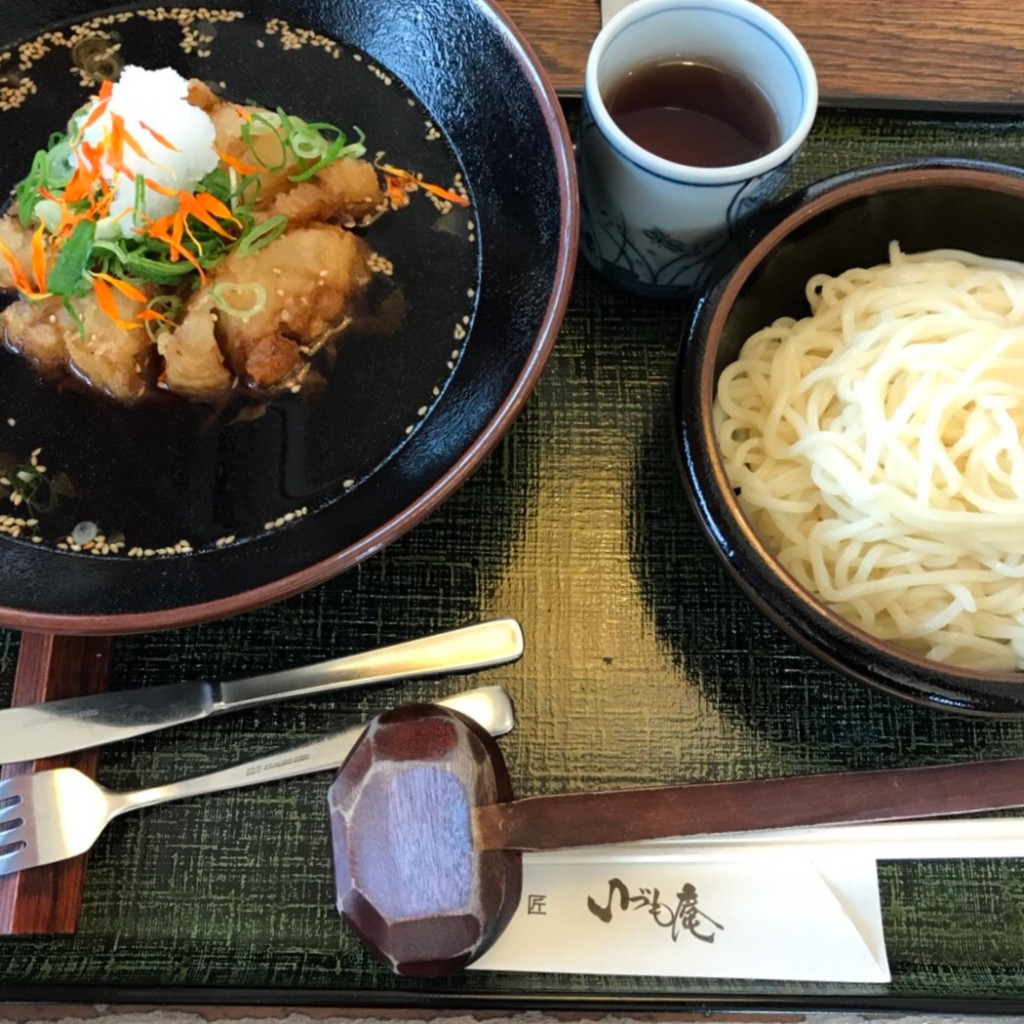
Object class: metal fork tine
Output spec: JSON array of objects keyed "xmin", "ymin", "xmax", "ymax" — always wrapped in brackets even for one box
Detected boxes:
[
  {"xmin": 0, "ymin": 777, "xmax": 28, "ymax": 875},
  {"xmin": 0, "ymin": 843, "xmax": 31, "ymax": 876},
  {"xmin": 0, "ymin": 777, "xmax": 28, "ymax": 851},
  {"xmin": 0, "ymin": 792, "xmax": 23, "ymax": 825},
  {"xmin": 0, "ymin": 776, "xmax": 25, "ymax": 802},
  {"xmin": 0, "ymin": 687, "xmax": 516, "ymax": 880},
  {"xmin": 0, "ymin": 812, "xmax": 23, "ymax": 835}
]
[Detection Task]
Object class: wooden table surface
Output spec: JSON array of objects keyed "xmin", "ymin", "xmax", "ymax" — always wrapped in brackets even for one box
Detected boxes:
[{"xmin": 501, "ymin": 0, "xmax": 1024, "ymax": 110}]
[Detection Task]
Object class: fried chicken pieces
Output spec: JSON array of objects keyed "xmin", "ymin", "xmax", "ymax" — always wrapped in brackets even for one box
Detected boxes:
[
  {"xmin": 0, "ymin": 81, "xmax": 385, "ymax": 402},
  {"xmin": 161, "ymin": 225, "xmax": 370, "ymax": 394}
]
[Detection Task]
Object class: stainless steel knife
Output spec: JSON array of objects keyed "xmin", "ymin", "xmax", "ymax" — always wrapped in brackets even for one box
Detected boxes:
[{"xmin": 0, "ymin": 618, "xmax": 524, "ymax": 764}]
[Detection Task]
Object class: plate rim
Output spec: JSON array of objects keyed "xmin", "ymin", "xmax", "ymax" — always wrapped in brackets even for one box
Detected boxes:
[{"xmin": 0, "ymin": 0, "xmax": 580, "ymax": 635}]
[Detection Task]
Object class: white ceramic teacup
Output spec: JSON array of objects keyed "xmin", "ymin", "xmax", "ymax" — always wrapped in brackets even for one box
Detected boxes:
[{"xmin": 578, "ymin": 0, "xmax": 817, "ymax": 298}]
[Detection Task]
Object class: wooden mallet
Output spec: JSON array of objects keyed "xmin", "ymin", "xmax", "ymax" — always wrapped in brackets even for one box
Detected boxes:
[{"xmin": 330, "ymin": 703, "xmax": 1024, "ymax": 976}]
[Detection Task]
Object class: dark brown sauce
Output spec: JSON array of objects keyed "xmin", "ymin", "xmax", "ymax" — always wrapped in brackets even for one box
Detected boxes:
[
  {"xmin": 0, "ymin": 20, "xmax": 481, "ymax": 554},
  {"xmin": 604, "ymin": 59, "xmax": 780, "ymax": 168}
]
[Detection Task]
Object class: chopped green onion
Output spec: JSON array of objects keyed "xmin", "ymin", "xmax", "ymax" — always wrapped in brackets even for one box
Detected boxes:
[
  {"xmin": 198, "ymin": 166, "xmax": 234, "ymax": 205},
  {"xmin": 248, "ymin": 110, "xmax": 283, "ymax": 133},
  {"xmin": 289, "ymin": 122, "xmax": 329, "ymax": 161},
  {"xmin": 274, "ymin": 107, "xmax": 297, "ymax": 137},
  {"xmin": 236, "ymin": 215, "xmax": 288, "ymax": 256},
  {"xmin": 211, "ymin": 281, "xmax": 266, "ymax": 320},
  {"xmin": 94, "ymin": 216, "xmax": 121, "ymax": 240},
  {"xmin": 235, "ymin": 172, "xmax": 264, "ymax": 209},
  {"xmin": 47, "ymin": 220, "xmax": 96, "ymax": 296},
  {"xmin": 238, "ymin": 107, "xmax": 364, "ymax": 183},
  {"xmin": 143, "ymin": 293, "xmax": 184, "ymax": 342},
  {"xmin": 44, "ymin": 138, "xmax": 75, "ymax": 189},
  {"xmin": 121, "ymin": 249, "xmax": 202, "ymax": 284},
  {"xmin": 92, "ymin": 238, "xmax": 202, "ymax": 285},
  {"xmin": 289, "ymin": 131, "xmax": 365, "ymax": 182},
  {"xmin": 241, "ymin": 112, "xmax": 289, "ymax": 171},
  {"xmin": 90, "ymin": 238, "xmax": 128, "ymax": 262},
  {"xmin": 132, "ymin": 175, "xmax": 147, "ymax": 228},
  {"xmin": 7, "ymin": 93, "xmax": 370, "ymax": 316},
  {"xmin": 34, "ymin": 198, "xmax": 62, "ymax": 231},
  {"xmin": 145, "ymin": 292, "xmax": 184, "ymax": 317},
  {"xmin": 62, "ymin": 296, "xmax": 85, "ymax": 337},
  {"xmin": 15, "ymin": 149, "xmax": 48, "ymax": 227}
]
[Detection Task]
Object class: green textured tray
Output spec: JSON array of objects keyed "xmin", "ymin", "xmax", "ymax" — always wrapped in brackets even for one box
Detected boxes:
[{"xmin": 5, "ymin": 104, "xmax": 1024, "ymax": 1009}]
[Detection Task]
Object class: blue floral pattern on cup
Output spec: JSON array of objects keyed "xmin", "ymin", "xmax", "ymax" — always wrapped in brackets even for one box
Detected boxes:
[{"xmin": 578, "ymin": 100, "xmax": 799, "ymax": 298}]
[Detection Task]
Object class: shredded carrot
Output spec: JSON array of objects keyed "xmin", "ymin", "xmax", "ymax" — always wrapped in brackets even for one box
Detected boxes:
[
  {"xmin": 417, "ymin": 180, "xmax": 470, "ymax": 207},
  {"xmin": 139, "ymin": 121, "xmax": 180, "ymax": 152},
  {"xmin": 0, "ymin": 239, "xmax": 46, "ymax": 298},
  {"xmin": 177, "ymin": 191, "xmax": 238, "ymax": 236},
  {"xmin": 92, "ymin": 271, "xmax": 147, "ymax": 303},
  {"xmin": 217, "ymin": 147, "xmax": 261, "ymax": 175},
  {"xmin": 78, "ymin": 95, "xmax": 110, "ymax": 135},
  {"xmin": 180, "ymin": 214, "xmax": 205, "ymax": 256},
  {"xmin": 29, "ymin": 224, "xmax": 48, "ymax": 293},
  {"xmin": 92, "ymin": 274, "xmax": 140, "ymax": 329},
  {"xmin": 6, "ymin": 80, "xmax": 234, "ymax": 323},
  {"xmin": 383, "ymin": 175, "xmax": 412, "ymax": 209},
  {"xmin": 380, "ymin": 163, "xmax": 470, "ymax": 208},
  {"xmin": 92, "ymin": 275, "xmax": 166, "ymax": 322},
  {"xmin": 105, "ymin": 112, "xmax": 152, "ymax": 177},
  {"xmin": 85, "ymin": 187, "xmax": 115, "ymax": 222},
  {"xmin": 147, "ymin": 215, "xmax": 184, "ymax": 257},
  {"xmin": 145, "ymin": 210, "xmax": 207, "ymax": 279},
  {"xmin": 62, "ymin": 154, "xmax": 99, "ymax": 205},
  {"xmin": 140, "ymin": 175, "xmax": 180, "ymax": 198},
  {"xmin": 13, "ymin": 77, "xmax": 391, "ymax": 335}
]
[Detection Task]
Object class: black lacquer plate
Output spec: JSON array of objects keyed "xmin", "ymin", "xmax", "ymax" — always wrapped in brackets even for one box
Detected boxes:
[
  {"xmin": 676, "ymin": 158, "xmax": 1024, "ymax": 716},
  {"xmin": 0, "ymin": 0, "xmax": 577, "ymax": 631}
]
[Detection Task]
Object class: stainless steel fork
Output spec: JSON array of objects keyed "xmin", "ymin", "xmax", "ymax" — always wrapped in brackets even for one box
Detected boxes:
[{"xmin": 0, "ymin": 685, "xmax": 515, "ymax": 876}]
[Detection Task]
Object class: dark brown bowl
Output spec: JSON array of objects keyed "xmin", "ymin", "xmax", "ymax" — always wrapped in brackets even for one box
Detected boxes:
[
  {"xmin": 0, "ymin": 0, "xmax": 577, "ymax": 634},
  {"xmin": 675, "ymin": 158, "xmax": 1024, "ymax": 716}
]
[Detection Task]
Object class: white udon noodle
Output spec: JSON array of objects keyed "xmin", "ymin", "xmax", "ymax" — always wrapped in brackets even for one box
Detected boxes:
[{"xmin": 713, "ymin": 242, "xmax": 1024, "ymax": 671}]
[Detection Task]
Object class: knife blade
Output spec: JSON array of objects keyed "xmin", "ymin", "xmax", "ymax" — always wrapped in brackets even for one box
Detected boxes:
[{"xmin": 0, "ymin": 618, "xmax": 524, "ymax": 763}]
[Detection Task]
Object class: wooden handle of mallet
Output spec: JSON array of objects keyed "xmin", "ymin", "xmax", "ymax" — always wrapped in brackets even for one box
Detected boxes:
[{"xmin": 330, "ymin": 704, "xmax": 1021, "ymax": 976}]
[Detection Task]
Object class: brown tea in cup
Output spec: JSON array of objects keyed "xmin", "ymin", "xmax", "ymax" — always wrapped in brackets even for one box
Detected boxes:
[{"xmin": 604, "ymin": 58, "xmax": 780, "ymax": 167}]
